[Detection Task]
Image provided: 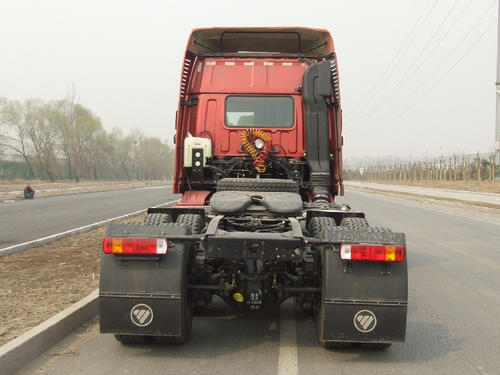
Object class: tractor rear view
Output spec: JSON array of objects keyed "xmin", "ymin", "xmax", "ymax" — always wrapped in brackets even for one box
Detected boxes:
[{"xmin": 99, "ymin": 28, "xmax": 408, "ymax": 348}]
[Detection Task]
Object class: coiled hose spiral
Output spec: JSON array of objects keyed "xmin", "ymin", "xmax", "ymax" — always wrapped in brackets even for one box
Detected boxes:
[{"xmin": 240, "ymin": 129, "xmax": 272, "ymax": 173}]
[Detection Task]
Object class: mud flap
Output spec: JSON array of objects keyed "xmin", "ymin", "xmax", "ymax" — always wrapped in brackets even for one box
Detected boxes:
[
  {"xmin": 99, "ymin": 224, "xmax": 193, "ymax": 339},
  {"xmin": 318, "ymin": 231, "xmax": 408, "ymax": 344}
]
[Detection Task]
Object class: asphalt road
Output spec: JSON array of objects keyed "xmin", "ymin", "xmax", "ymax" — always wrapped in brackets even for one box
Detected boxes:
[
  {"xmin": 16, "ymin": 189, "xmax": 500, "ymax": 375},
  {"xmin": 0, "ymin": 186, "xmax": 179, "ymax": 249}
]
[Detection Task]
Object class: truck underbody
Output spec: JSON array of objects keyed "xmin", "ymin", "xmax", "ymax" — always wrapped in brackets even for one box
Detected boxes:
[{"xmin": 99, "ymin": 28, "xmax": 408, "ymax": 348}]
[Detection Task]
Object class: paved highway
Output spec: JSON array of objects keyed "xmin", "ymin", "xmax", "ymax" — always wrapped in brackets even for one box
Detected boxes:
[
  {"xmin": 16, "ymin": 189, "xmax": 500, "ymax": 375},
  {"xmin": 0, "ymin": 186, "xmax": 179, "ymax": 249}
]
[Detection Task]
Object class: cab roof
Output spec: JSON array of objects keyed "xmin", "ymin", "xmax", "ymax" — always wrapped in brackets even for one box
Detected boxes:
[{"xmin": 186, "ymin": 27, "xmax": 335, "ymax": 58}]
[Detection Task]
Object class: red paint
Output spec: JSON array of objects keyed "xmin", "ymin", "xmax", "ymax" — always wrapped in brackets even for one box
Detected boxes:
[
  {"xmin": 173, "ymin": 28, "xmax": 344, "ymax": 199},
  {"xmin": 176, "ymin": 190, "xmax": 211, "ymax": 206}
]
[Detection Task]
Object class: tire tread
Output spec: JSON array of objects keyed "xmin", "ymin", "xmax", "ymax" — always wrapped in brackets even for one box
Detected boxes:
[{"xmin": 216, "ymin": 178, "xmax": 299, "ymax": 193}]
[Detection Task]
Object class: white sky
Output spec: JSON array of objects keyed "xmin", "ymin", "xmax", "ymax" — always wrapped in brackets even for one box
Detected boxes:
[{"xmin": 0, "ymin": 0, "xmax": 498, "ymax": 162}]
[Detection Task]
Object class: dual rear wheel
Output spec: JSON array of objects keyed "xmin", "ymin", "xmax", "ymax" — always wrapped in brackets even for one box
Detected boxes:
[
  {"xmin": 309, "ymin": 216, "xmax": 392, "ymax": 350},
  {"xmin": 114, "ymin": 213, "xmax": 203, "ymax": 345}
]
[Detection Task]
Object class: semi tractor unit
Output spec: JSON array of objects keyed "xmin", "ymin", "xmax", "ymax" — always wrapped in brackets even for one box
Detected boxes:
[{"xmin": 99, "ymin": 27, "xmax": 408, "ymax": 348}]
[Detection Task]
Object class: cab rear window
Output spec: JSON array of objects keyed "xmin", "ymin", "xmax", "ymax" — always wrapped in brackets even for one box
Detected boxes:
[{"xmin": 225, "ymin": 96, "xmax": 294, "ymax": 128}]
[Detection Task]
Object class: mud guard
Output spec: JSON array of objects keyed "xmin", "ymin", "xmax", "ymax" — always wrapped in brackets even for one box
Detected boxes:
[
  {"xmin": 318, "ymin": 230, "xmax": 408, "ymax": 344},
  {"xmin": 99, "ymin": 223, "xmax": 193, "ymax": 339}
]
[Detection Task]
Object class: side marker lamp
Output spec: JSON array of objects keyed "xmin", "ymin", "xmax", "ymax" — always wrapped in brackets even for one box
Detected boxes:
[{"xmin": 340, "ymin": 244, "xmax": 405, "ymax": 262}]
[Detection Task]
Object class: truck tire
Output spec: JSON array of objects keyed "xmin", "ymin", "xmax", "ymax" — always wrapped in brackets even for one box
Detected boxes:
[
  {"xmin": 176, "ymin": 214, "xmax": 204, "ymax": 234},
  {"xmin": 154, "ymin": 296, "xmax": 193, "ymax": 344},
  {"xmin": 316, "ymin": 225, "xmax": 403, "ymax": 349},
  {"xmin": 144, "ymin": 213, "xmax": 173, "ymax": 225},
  {"xmin": 314, "ymin": 222, "xmax": 349, "ymax": 349},
  {"xmin": 176, "ymin": 213, "xmax": 207, "ymax": 315},
  {"xmin": 316, "ymin": 274, "xmax": 352, "ymax": 349},
  {"xmin": 366, "ymin": 227, "xmax": 392, "ymax": 234},
  {"xmin": 340, "ymin": 217, "xmax": 369, "ymax": 230},
  {"xmin": 150, "ymin": 221, "xmax": 193, "ymax": 345},
  {"xmin": 315, "ymin": 234, "xmax": 352, "ymax": 349},
  {"xmin": 106, "ymin": 221, "xmax": 193, "ymax": 345},
  {"xmin": 216, "ymin": 178, "xmax": 300, "ymax": 194},
  {"xmin": 309, "ymin": 216, "xmax": 345, "ymax": 342},
  {"xmin": 308, "ymin": 216, "xmax": 337, "ymax": 237}
]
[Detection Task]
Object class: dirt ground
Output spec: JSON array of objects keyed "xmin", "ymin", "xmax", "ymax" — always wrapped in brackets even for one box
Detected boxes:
[{"xmin": 0, "ymin": 213, "xmax": 146, "ymax": 347}]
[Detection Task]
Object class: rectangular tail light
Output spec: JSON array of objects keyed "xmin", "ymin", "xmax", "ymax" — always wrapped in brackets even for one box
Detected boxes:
[
  {"xmin": 103, "ymin": 237, "xmax": 168, "ymax": 255},
  {"xmin": 340, "ymin": 244, "xmax": 405, "ymax": 262}
]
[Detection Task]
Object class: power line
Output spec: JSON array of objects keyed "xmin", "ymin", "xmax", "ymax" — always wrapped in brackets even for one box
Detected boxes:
[
  {"xmin": 380, "ymin": 18, "xmax": 497, "ymax": 129},
  {"xmin": 374, "ymin": 0, "xmax": 439, "ymax": 95},
  {"xmin": 369, "ymin": 0, "xmax": 462, "ymax": 117},
  {"xmin": 346, "ymin": 0, "xmax": 434, "ymax": 120},
  {"xmin": 390, "ymin": 0, "xmax": 474, "ymax": 97},
  {"xmin": 374, "ymin": 0, "xmax": 496, "ymax": 125},
  {"xmin": 372, "ymin": 0, "xmax": 476, "ymax": 121}
]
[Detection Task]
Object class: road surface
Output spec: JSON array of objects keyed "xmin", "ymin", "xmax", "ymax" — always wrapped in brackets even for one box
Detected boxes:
[
  {"xmin": 0, "ymin": 186, "xmax": 179, "ymax": 249},
  {"xmin": 16, "ymin": 189, "xmax": 500, "ymax": 375}
]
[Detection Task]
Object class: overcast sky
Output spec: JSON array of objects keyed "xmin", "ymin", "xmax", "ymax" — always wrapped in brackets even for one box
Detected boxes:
[{"xmin": 0, "ymin": 0, "xmax": 498, "ymax": 162}]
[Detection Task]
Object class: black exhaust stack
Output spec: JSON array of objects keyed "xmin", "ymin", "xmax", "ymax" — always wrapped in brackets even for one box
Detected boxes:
[{"xmin": 302, "ymin": 60, "xmax": 332, "ymax": 202}]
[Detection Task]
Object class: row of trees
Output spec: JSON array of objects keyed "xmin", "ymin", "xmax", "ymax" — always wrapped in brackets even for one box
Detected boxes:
[
  {"xmin": 345, "ymin": 152, "xmax": 499, "ymax": 184},
  {"xmin": 0, "ymin": 94, "xmax": 174, "ymax": 181}
]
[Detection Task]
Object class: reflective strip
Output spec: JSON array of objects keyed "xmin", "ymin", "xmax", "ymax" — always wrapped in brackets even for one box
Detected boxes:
[
  {"xmin": 205, "ymin": 61, "xmax": 216, "ymax": 66},
  {"xmin": 225, "ymin": 61, "xmax": 235, "ymax": 66},
  {"xmin": 263, "ymin": 62, "xmax": 274, "ymax": 66},
  {"xmin": 244, "ymin": 62, "xmax": 254, "ymax": 66},
  {"xmin": 282, "ymin": 62, "xmax": 293, "ymax": 66}
]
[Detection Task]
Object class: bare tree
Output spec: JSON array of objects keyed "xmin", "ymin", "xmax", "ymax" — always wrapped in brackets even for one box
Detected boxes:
[
  {"xmin": 0, "ymin": 99, "xmax": 36, "ymax": 177},
  {"xmin": 489, "ymin": 152, "xmax": 496, "ymax": 182},
  {"xmin": 28, "ymin": 101, "xmax": 60, "ymax": 181}
]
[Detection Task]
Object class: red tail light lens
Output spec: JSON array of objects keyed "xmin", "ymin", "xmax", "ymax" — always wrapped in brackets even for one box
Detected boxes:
[
  {"xmin": 340, "ymin": 244, "xmax": 405, "ymax": 262},
  {"xmin": 103, "ymin": 238, "xmax": 168, "ymax": 255}
]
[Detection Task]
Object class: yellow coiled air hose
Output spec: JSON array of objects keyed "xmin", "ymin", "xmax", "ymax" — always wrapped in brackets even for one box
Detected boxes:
[{"xmin": 240, "ymin": 129, "xmax": 272, "ymax": 173}]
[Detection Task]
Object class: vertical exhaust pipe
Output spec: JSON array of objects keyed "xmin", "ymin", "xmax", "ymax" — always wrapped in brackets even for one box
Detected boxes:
[{"xmin": 302, "ymin": 60, "xmax": 333, "ymax": 202}]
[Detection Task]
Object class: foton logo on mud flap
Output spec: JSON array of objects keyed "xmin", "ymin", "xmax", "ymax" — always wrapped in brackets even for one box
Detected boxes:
[
  {"xmin": 130, "ymin": 304, "xmax": 154, "ymax": 327},
  {"xmin": 353, "ymin": 310, "xmax": 377, "ymax": 333}
]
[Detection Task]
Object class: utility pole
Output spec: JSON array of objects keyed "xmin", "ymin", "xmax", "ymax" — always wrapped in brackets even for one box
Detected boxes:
[{"xmin": 496, "ymin": 0, "xmax": 500, "ymax": 161}]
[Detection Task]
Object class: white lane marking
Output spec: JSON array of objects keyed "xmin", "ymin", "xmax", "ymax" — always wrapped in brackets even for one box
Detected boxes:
[
  {"xmin": 0, "ymin": 199, "xmax": 179, "ymax": 255},
  {"xmin": 278, "ymin": 299, "xmax": 298, "ymax": 375}
]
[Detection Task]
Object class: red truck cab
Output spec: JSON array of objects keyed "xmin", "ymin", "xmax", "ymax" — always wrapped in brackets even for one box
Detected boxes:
[{"xmin": 173, "ymin": 28, "xmax": 344, "ymax": 202}]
